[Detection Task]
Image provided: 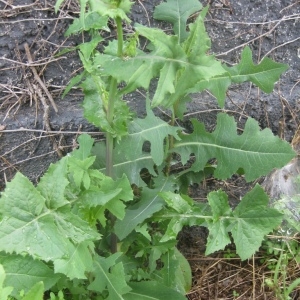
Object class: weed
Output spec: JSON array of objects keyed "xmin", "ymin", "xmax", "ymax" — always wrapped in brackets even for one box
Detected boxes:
[{"xmin": 0, "ymin": 0, "xmax": 295, "ymax": 299}]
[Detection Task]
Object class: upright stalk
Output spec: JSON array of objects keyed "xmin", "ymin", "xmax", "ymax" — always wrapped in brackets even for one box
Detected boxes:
[
  {"xmin": 165, "ymin": 102, "xmax": 178, "ymax": 175},
  {"xmin": 106, "ymin": 16, "xmax": 123, "ymax": 253}
]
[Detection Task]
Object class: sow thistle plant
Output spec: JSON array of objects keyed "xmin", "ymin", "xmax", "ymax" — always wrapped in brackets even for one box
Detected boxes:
[{"xmin": 0, "ymin": 0, "xmax": 296, "ymax": 299}]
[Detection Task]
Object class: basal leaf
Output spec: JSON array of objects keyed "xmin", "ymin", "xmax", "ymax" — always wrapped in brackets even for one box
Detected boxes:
[
  {"xmin": 0, "ymin": 172, "xmax": 100, "ymax": 278},
  {"xmin": 0, "ymin": 253, "xmax": 59, "ymax": 297},
  {"xmin": 173, "ymin": 113, "xmax": 296, "ymax": 181},
  {"xmin": 123, "ymin": 281, "xmax": 187, "ymax": 300},
  {"xmin": 88, "ymin": 254, "xmax": 131, "ymax": 299},
  {"xmin": 121, "ymin": 105, "xmax": 181, "ymax": 165},
  {"xmin": 154, "ymin": 0, "xmax": 202, "ymax": 42},
  {"xmin": 231, "ymin": 185, "xmax": 283, "ymax": 260}
]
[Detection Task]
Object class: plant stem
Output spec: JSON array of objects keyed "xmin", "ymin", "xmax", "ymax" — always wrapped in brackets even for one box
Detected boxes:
[
  {"xmin": 105, "ymin": 16, "xmax": 123, "ymax": 254},
  {"xmin": 165, "ymin": 104, "xmax": 177, "ymax": 175}
]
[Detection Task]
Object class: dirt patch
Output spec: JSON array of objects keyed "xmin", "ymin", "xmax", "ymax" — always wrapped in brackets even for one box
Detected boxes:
[{"xmin": 0, "ymin": 0, "xmax": 299, "ymax": 299}]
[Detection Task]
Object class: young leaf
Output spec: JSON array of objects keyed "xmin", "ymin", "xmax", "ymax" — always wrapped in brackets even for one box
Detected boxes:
[
  {"xmin": 154, "ymin": 0, "xmax": 202, "ymax": 42},
  {"xmin": 173, "ymin": 113, "xmax": 296, "ymax": 182},
  {"xmin": 96, "ymin": 24, "xmax": 225, "ymax": 108},
  {"xmin": 0, "ymin": 264, "xmax": 13, "ymax": 300},
  {"xmin": 89, "ymin": 0, "xmax": 133, "ymax": 23},
  {"xmin": 123, "ymin": 281, "xmax": 187, "ymax": 300},
  {"xmin": 0, "ymin": 253, "xmax": 59, "ymax": 298},
  {"xmin": 72, "ymin": 133, "xmax": 95, "ymax": 160},
  {"xmin": 88, "ymin": 254, "xmax": 131, "ymax": 299}
]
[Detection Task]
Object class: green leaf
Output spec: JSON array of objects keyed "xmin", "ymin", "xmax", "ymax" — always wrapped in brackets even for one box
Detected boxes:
[
  {"xmin": 205, "ymin": 191, "xmax": 232, "ymax": 255},
  {"xmin": 0, "ymin": 264, "xmax": 13, "ymax": 300},
  {"xmin": 0, "ymin": 253, "xmax": 59, "ymax": 298},
  {"xmin": 68, "ymin": 156, "xmax": 96, "ymax": 189},
  {"xmin": 227, "ymin": 46, "xmax": 289, "ymax": 91},
  {"xmin": 115, "ymin": 176, "xmax": 176, "ymax": 240},
  {"xmin": 72, "ymin": 134, "xmax": 95, "ymax": 160},
  {"xmin": 152, "ymin": 249, "xmax": 191, "ymax": 294},
  {"xmin": 154, "ymin": 0, "xmax": 202, "ymax": 42},
  {"xmin": 54, "ymin": 0, "xmax": 65, "ymax": 13},
  {"xmin": 93, "ymin": 142, "xmax": 156, "ymax": 187},
  {"xmin": 88, "ymin": 254, "xmax": 131, "ymax": 299},
  {"xmin": 81, "ymin": 174, "xmax": 133, "ymax": 222},
  {"xmin": 205, "ymin": 185, "xmax": 283, "ymax": 260},
  {"xmin": 121, "ymin": 105, "xmax": 180, "ymax": 165},
  {"xmin": 173, "ymin": 113, "xmax": 296, "ymax": 181},
  {"xmin": 191, "ymin": 46, "xmax": 289, "ymax": 107},
  {"xmin": 65, "ymin": 13, "xmax": 109, "ymax": 36},
  {"xmin": 96, "ymin": 24, "xmax": 225, "ymax": 108},
  {"xmin": 231, "ymin": 185, "xmax": 283, "ymax": 260},
  {"xmin": 123, "ymin": 281, "xmax": 187, "ymax": 300},
  {"xmin": 22, "ymin": 282, "xmax": 44, "ymax": 300},
  {"xmin": 89, "ymin": 0, "xmax": 133, "ymax": 22},
  {"xmin": 0, "ymin": 171, "xmax": 100, "ymax": 279},
  {"xmin": 81, "ymin": 75, "xmax": 131, "ymax": 138},
  {"xmin": 37, "ymin": 158, "xmax": 69, "ymax": 209},
  {"xmin": 54, "ymin": 241, "xmax": 94, "ymax": 279}
]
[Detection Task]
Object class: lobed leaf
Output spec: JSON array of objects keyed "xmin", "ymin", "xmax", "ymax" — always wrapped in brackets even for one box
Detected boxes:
[
  {"xmin": 0, "ymin": 253, "xmax": 59, "ymax": 297},
  {"xmin": 88, "ymin": 254, "xmax": 131, "ymax": 299},
  {"xmin": 231, "ymin": 185, "xmax": 283, "ymax": 260},
  {"xmin": 0, "ymin": 164, "xmax": 100, "ymax": 279},
  {"xmin": 173, "ymin": 113, "xmax": 296, "ymax": 182},
  {"xmin": 115, "ymin": 176, "xmax": 176, "ymax": 240},
  {"xmin": 96, "ymin": 23, "xmax": 225, "ymax": 108},
  {"xmin": 93, "ymin": 141, "xmax": 156, "ymax": 186},
  {"xmin": 154, "ymin": 0, "xmax": 202, "ymax": 42},
  {"xmin": 205, "ymin": 185, "xmax": 283, "ymax": 260},
  {"xmin": 121, "ymin": 105, "xmax": 181, "ymax": 165},
  {"xmin": 191, "ymin": 46, "xmax": 289, "ymax": 107}
]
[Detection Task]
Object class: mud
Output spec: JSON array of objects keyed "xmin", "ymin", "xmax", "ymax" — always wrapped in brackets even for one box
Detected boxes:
[{"xmin": 0, "ymin": 0, "xmax": 299, "ymax": 190}]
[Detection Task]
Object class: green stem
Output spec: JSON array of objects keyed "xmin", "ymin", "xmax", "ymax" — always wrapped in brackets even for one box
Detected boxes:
[
  {"xmin": 165, "ymin": 103, "xmax": 177, "ymax": 175},
  {"xmin": 105, "ymin": 16, "xmax": 123, "ymax": 254}
]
